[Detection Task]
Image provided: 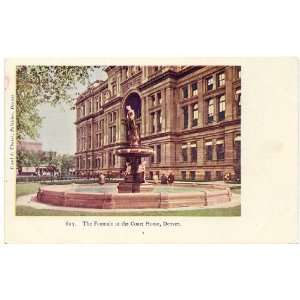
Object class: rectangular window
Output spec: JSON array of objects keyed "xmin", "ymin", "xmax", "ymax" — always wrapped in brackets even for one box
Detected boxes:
[
  {"xmin": 191, "ymin": 82, "xmax": 198, "ymax": 96},
  {"xmin": 216, "ymin": 171, "xmax": 223, "ymax": 180},
  {"xmin": 108, "ymin": 127, "xmax": 112, "ymax": 143},
  {"xmin": 208, "ymin": 99, "xmax": 214, "ymax": 123},
  {"xmin": 236, "ymin": 89, "xmax": 241, "ymax": 116},
  {"xmin": 156, "ymin": 145, "xmax": 161, "ymax": 163},
  {"xmin": 205, "ymin": 171, "xmax": 211, "ymax": 181},
  {"xmin": 150, "ymin": 112, "xmax": 155, "ymax": 133},
  {"xmin": 108, "ymin": 152, "xmax": 112, "ymax": 167},
  {"xmin": 150, "ymin": 145, "xmax": 154, "ymax": 163},
  {"xmin": 218, "ymin": 95, "xmax": 226, "ymax": 121},
  {"xmin": 190, "ymin": 171, "xmax": 196, "ymax": 181},
  {"xmin": 235, "ymin": 137, "xmax": 241, "ymax": 160},
  {"xmin": 181, "ymin": 144, "xmax": 188, "ymax": 162},
  {"xmin": 183, "ymin": 106, "xmax": 189, "ymax": 129},
  {"xmin": 206, "ymin": 143, "xmax": 213, "ymax": 161},
  {"xmin": 216, "ymin": 141, "xmax": 225, "ymax": 160},
  {"xmin": 82, "ymin": 104, "xmax": 85, "ymax": 117},
  {"xmin": 157, "ymin": 92, "xmax": 161, "ymax": 105},
  {"xmin": 191, "ymin": 142, "xmax": 197, "ymax": 162},
  {"xmin": 88, "ymin": 100, "xmax": 92, "ymax": 114},
  {"xmin": 112, "ymin": 126, "xmax": 116, "ymax": 142},
  {"xmin": 112, "ymin": 84, "xmax": 116, "ymax": 96},
  {"xmin": 150, "ymin": 95, "xmax": 156, "ymax": 107},
  {"xmin": 181, "ymin": 171, "xmax": 187, "ymax": 180},
  {"xmin": 182, "ymin": 86, "xmax": 188, "ymax": 99},
  {"xmin": 157, "ymin": 110, "xmax": 162, "ymax": 132},
  {"xmin": 217, "ymin": 73, "xmax": 225, "ymax": 87},
  {"xmin": 206, "ymin": 76, "xmax": 214, "ymax": 91},
  {"xmin": 192, "ymin": 103, "xmax": 198, "ymax": 127}
]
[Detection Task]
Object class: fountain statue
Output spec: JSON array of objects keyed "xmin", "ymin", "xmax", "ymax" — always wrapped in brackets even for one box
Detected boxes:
[{"xmin": 115, "ymin": 105, "xmax": 154, "ymax": 193}]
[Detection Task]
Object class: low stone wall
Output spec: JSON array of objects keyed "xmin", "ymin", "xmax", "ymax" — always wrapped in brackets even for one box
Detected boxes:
[{"xmin": 36, "ymin": 185, "xmax": 231, "ymax": 209}]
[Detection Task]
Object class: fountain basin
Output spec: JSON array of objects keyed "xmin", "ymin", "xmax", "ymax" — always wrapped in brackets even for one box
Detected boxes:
[{"xmin": 34, "ymin": 183, "xmax": 232, "ymax": 209}]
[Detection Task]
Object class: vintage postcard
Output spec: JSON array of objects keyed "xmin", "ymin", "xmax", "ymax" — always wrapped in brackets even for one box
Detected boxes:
[{"xmin": 3, "ymin": 58, "xmax": 299, "ymax": 243}]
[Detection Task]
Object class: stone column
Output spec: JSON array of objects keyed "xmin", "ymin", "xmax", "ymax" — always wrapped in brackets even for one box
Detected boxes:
[
  {"xmin": 225, "ymin": 66, "xmax": 234, "ymax": 121},
  {"xmin": 141, "ymin": 97, "xmax": 146, "ymax": 137},
  {"xmin": 197, "ymin": 138, "xmax": 204, "ymax": 165},
  {"xmin": 90, "ymin": 120, "xmax": 93, "ymax": 151},
  {"xmin": 213, "ymin": 98, "xmax": 218, "ymax": 123},
  {"xmin": 104, "ymin": 115, "xmax": 108, "ymax": 145},
  {"xmin": 165, "ymin": 87, "xmax": 173, "ymax": 132},
  {"xmin": 225, "ymin": 132, "xmax": 234, "ymax": 165},
  {"xmin": 198, "ymin": 79, "xmax": 204, "ymax": 127}
]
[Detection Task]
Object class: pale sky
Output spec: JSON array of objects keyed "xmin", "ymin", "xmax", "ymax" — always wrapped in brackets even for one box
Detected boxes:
[{"xmin": 37, "ymin": 67, "xmax": 107, "ymax": 155}]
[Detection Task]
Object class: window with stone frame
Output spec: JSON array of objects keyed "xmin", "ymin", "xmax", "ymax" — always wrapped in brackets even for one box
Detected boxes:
[
  {"xmin": 216, "ymin": 171, "xmax": 223, "ymax": 180},
  {"xmin": 236, "ymin": 89, "xmax": 241, "ymax": 116},
  {"xmin": 150, "ymin": 146, "xmax": 154, "ymax": 163},
  {"xmin": 206, "ymin": 76, "xmax": 214, "ymax": 91},
  {"xmin": 190, "ymin": 142, "xmax": 197, "ymax": 162},
  {"xmin": 112, "ymin": 83, "xmax": 117, "ymax": 96},
  {"xmin": 182, "ymin": 85, "xmax": 189, "ymax": 99},
  {"xmin": 190, "ymin": 171, "xmax": 196, "ymax": 181},
  {"xmin": 183, "ymin": 106, "xmax": 189, "ymax": 129},
  {"xmin": 216, "ymin": 141, "xmax": 225, "ymax": 160},
  {"xmin": 235, "ymin": 136, "xmax": 241, "ymax": 160},
  {"xmin": 206, "ymin": 143, "xmax": 213, "ymax": 160},
  {"xmin": 150, "ymin": 112, "xmax": 155, "ymax": 133},
  {"xmin": 108, "ymin": 152, "xmax": 112, "ymax": 167},
  {"xmin": 207, "ymin": 99, "xmax": 214, "ymax": 123},
  {"xmin": 112, "ymin": 154, "xmax": 116, "ymax": 166},
  {"xmin": 89, "ymin": 100, "xmax": 92, "ymax": 114},
  {"xmin": 191, "ymin": 82, "xmax": 198, "ymax": 96},
  {"xmin": 88, "ymin": 124, "xmax": 92, "ymax": 149},
  {"xmin": 157, "ymin": 91, "xmax": 162, "ymax": 105},
  {"xmin": 192, "ymin": 103, "xmax": 198, "ymax": 127},
  {"xmin": 218, "ymin": 95, "xmax": 226, "ymax": 121},
  {"xmin": 156, "ymin": 144, "xmax": 161, "ymax": 163},
  {"xmin": 217, "ymin": 72, "xmax": 225, "ymax": 87},
  {"xmin": 150, "ymin": 94, "xmax": 156, "ymax": 107},
  {"xmin": 157, "ymin": 110, "xmax": 162, "ymax": 132},
  {"xmin": 181, "ymin": 144, "xmax": 188, "ymax": 162},
  {"xmin": 112, "ymin": 126, "xmax": 116, "ymax": 143},
  {"xmin": 82, "ymin": 103, "xmax": 85, "ymax": 117},
  {"xmin": 96, "ymin": 133, "xmax": 100, "ymax": 148}
]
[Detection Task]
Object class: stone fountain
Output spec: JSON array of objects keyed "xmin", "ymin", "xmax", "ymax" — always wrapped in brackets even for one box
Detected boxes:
[{"xmin": 115, "ymin": 105, "xmax": 154, "ymax": 193}]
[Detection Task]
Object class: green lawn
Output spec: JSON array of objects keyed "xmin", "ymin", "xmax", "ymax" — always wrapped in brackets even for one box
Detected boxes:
[
  {"xmin": 16, "ymin": 182, "xmax": 40, "ymax": 197},
  {"xmin": 16, "ymin": 182, "xmax": 241, "ymax": 216}
]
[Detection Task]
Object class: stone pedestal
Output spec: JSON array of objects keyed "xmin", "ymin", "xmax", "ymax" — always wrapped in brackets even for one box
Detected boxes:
[{"xmin": 117, "ymin": 181, "xmax": 154, "ymax": 193}]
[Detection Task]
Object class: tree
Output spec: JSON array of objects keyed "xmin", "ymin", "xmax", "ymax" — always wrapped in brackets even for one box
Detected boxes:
[
  {"xmin": 60, "ymin": 154, "xmax": 75, "ymax": 175},
  {"xmin": 16, "ymin": 65, "xmax": 103, "ymax": 142}
]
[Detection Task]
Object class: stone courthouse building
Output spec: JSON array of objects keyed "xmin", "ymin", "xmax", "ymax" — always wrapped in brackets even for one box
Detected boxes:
[{"xmin": 74, "ymin": 65, "xmax": 241, "ymax": 181}]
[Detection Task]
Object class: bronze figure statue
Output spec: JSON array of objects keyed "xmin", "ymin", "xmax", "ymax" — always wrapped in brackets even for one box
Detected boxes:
[{"xmin": 126, "ymin": 105, "xmax": 140, "ymax": 146}]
